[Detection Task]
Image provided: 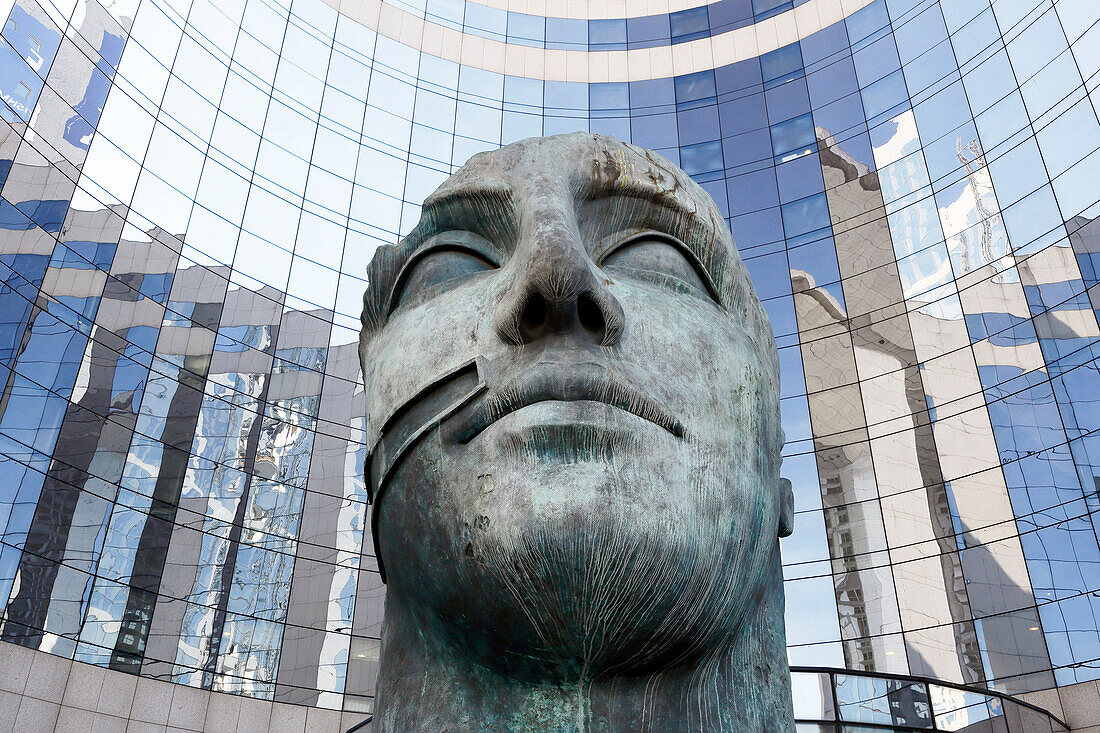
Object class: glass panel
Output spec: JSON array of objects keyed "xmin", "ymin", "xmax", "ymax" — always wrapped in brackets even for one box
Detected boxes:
[
  {"xmin": 792, "ymin": 671, "xmax": 836, "ymax": 720},
  {"xmin": 930, "ymin": 684, "xmax": 1007, "ymax": 733},
  {"xmin": 835, "ymin": 674, "xmax": 932, "ymax": 728}
]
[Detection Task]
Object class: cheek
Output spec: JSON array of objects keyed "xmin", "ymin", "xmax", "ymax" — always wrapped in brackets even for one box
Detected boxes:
[
  {"xmin": 363, "ymin": 287, "xmax": 493, "ymax": 435},
  {"xmin": 612, "ymin": 284, "xmax": 758, "ymax": 431},
  {"xmin": 610, "ymin": 285, "xmax": 778, "ymax": 517}
]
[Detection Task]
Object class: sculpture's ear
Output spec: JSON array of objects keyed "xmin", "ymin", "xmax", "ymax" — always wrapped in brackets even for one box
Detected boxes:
[{"xmin": 778, "ymin": 477, "xmax": 794, "ymax": 538}]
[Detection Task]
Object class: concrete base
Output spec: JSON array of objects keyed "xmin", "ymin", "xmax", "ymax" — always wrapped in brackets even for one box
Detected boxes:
[
  {"xmin": 0, "ymin": 640, "xmax": 370, "ymax": 733},
  {"xmin": 1021, "ymin": 679, "xmax": 1100, "ymax": 733},
  {"xmin": 2, "ymin": 636, "xmax": 1094, "ymax": 732}
]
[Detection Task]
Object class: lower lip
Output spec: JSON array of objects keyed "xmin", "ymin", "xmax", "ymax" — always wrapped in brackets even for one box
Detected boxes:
[{"xmin": 483, "ymin": 399, "xmax": 657, "ymax": 436}]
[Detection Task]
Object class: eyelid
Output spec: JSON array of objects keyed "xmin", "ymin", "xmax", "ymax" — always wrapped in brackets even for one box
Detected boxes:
[
  {"xmin": 418, "ymin": 229, "xmax": 501, "ymax": 264},
  {"xmin": 600, "ymin": 230, "xmax": 722, "ymax": 303},
  {"xmin": 388, "ymin": 232, "xmax": 500, "ymax": 314}
]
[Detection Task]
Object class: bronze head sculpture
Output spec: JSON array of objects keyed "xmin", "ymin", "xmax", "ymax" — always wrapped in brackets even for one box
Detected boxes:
[{"xmin": 359, "ymin": 132, "xmax": 795, "ymax": 731}]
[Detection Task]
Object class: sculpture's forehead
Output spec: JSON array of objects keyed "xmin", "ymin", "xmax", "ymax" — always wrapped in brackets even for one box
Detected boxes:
[{"xmin": 428, "ymin": 133, "xmax": 713, "ymax": 218}]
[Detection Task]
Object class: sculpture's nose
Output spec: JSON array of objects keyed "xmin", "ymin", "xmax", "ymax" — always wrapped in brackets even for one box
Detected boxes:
[{"xmin": 493, "ymin": 210, "xmax": 624, "ymax": 347}]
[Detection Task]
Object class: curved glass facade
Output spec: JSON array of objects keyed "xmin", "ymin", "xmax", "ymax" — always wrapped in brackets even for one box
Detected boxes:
[{"xmin": 0, "ymin": 0, "xmax": 1099, "ymax": 719}]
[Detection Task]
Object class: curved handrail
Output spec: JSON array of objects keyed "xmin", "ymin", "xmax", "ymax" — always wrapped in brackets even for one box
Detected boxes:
[{"xmin": 791, "ymin": 665, "xmax": 1070, "ymax": 731}]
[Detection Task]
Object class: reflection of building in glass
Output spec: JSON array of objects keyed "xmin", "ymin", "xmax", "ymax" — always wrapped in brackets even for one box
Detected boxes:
[{"xmin": 1, "ymin": 0, "xmax": 1099, "ymax": 728}]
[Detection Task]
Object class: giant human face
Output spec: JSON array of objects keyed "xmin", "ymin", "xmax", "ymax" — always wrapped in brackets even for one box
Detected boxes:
[{"xmin": 359, "ymin": 133, "xmax": 789, "ymax": 680}]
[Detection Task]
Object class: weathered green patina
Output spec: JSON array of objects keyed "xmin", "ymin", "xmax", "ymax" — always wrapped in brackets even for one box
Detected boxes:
[{"xmin": 359, "ymin": 133, "xmax": 796, "ymax": 731}]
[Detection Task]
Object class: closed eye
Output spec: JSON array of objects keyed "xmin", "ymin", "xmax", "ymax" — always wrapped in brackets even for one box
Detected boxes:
[
  {"xmin": 391, "ymin": 235, "xmax": 497, "ymax": 311},
  {"xmin": 600, "ymin": 233, "xmax": 715, "ymax": 301}
]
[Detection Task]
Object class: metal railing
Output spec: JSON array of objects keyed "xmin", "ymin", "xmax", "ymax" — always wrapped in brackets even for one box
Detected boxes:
[{"xmin": 791, "ymin": 666, "xmax": 1070, "ymax": 732}]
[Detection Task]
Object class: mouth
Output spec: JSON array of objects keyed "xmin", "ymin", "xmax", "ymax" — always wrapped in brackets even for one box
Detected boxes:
[{"xmin": 451, "ymin": 363, "xmax": 684, "ymax": 444}]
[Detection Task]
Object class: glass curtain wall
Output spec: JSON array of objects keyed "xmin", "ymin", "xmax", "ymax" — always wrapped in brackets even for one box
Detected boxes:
[{"xmin": 0, "ymin": 0, "xmax": 1098, "ymax": 714}]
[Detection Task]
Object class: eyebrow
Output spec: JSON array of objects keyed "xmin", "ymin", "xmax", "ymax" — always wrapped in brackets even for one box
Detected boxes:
[
  {"xmin": 579, "ymin": 172, "xmax": 722, "ymax": 273},
  {"xmin": 583, "ymin": 175, "xmax": 698, "ymax": 220},
  {"xmin": 418, "ymin": 183, "xmax": 516, "ymax": 244}
]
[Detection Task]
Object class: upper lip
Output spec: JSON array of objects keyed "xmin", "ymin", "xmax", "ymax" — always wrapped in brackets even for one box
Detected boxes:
[{"xmin": 450, "ymin": 362, "xmax": 684, "ymax": 443}]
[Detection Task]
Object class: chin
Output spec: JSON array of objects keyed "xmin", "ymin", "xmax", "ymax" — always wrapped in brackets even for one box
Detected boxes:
[
  {"xmin": 381, "ymin": 435, "xmax": 774, "ymax": 681},
  {"xmin": 441, "ymin": 491, "xmax": 764, "ymax": 680}
]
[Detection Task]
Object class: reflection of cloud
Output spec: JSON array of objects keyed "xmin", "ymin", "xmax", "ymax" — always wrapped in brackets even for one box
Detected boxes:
[
  {"xmin": 900, "ymin": 248, "xmax": 954, "ymax": 301},
  {"xmin": 101, "ymin": 0, "xmax": 140, "ymax": 24},
  {"xmin": 872, "ymin": 109, "xmax": 921, "ymax": 169},
  {"xmin": 888, "ymin": 199, "xmax": 943, "ymax": 258}
]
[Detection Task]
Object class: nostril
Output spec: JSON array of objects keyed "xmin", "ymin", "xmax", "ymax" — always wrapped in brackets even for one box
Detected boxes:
[
  {"xmin": 577, "ymin": 292, "xmax": 605, "ymax": 340},
  {"xmin": 519, "ymin": 291, "xmax": 547, "ymax": 341}
]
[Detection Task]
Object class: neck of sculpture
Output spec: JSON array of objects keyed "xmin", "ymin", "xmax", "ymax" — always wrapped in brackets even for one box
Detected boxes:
[{"xmin": 372, "ymin": 549, "xmax": 794, "ymax": 732}]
